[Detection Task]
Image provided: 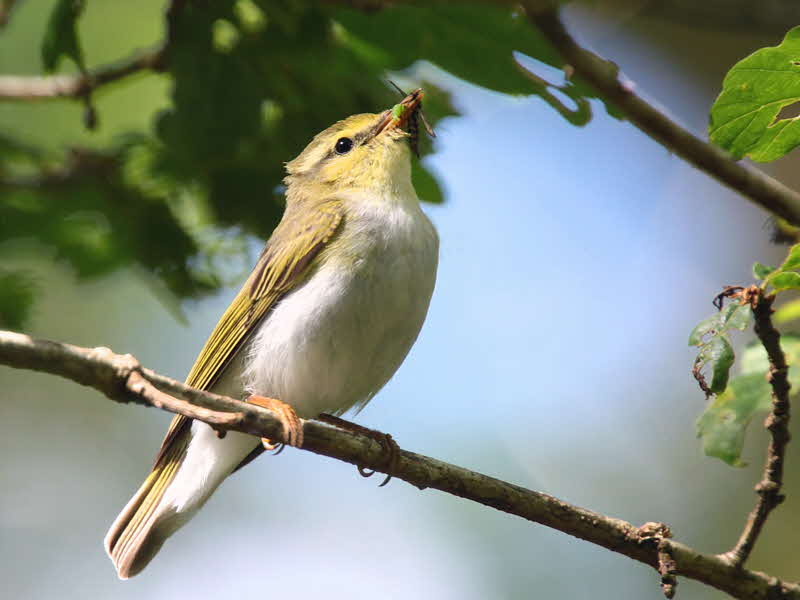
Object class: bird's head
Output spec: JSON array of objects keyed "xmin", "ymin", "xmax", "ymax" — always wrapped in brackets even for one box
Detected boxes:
[{"xmin": 284, "ymin": 89, "xmax": 424, "ymax": 196}]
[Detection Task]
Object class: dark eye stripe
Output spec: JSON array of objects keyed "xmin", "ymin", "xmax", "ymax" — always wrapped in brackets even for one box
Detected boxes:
[{"xmin": 352, "ymin": 130, "xmax": 371, "ymax": 145}]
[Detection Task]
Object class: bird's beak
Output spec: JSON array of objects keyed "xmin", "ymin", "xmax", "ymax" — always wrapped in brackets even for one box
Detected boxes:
[{"xmin": 373, "ymin": 88, "xmax": 424, "ymax": 137}]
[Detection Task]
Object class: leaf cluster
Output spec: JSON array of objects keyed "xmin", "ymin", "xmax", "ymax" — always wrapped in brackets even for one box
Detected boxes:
[
  {"xmin": 691, "ymin": 244, "xmax": 800, "ymax": 466},
  {"xmin": 710, "ymin": 25, "xmax": 800, "ymax": 162},
  {"xmin": 1, "ymin": 0, "xmax": 616, "ymax": 327},
  {"xmin": 689, "ymin": 302, "xmax": 751, "ymax": 397}
]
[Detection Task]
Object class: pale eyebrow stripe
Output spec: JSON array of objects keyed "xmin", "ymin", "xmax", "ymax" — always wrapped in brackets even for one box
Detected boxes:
[{"xmin": 314, "ymin": 123, "xmax": 376, "ymax": 166}]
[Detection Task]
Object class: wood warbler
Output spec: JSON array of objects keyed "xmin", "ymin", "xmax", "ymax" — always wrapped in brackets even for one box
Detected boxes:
[{"xmin": 104, "ymin": 90, "xmax": 439, "ymax": 578}]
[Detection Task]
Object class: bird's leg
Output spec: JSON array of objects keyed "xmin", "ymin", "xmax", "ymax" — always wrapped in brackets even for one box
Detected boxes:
[
  {"xmin": 247, "ymin": 395, "xmax": 304, "ymax": 449},
  {"xmin": 317, "ymin": 414, "xmax": 399, "ymax": 487}
]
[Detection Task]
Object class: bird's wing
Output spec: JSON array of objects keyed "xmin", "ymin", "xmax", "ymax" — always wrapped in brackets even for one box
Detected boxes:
[{"xmin": 154, "ymin": 199, "xmax": 344, "ymax": 463}]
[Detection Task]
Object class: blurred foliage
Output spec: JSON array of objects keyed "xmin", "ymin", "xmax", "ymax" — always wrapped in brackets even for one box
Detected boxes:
[
  {"xmin": 769, "ymin": 216, "xmax": 800, "ymax": 246},
  {"xmin": 761, "ymin": 243, "xmax": 800, "ymax": 292},
  {"xmin": 698, "ymin": 335, "xmax": 800, "ymax": 466},
  {"xmin": 1, "ymin": 0, "xmax": 613, "ymax": 328},
  {"xmin": 0, "ymin": 269, "xmax": 36, "ymax": 329},
  {"xmin": 693, "ymin": 243, "xmax": 800, "ymax": 466},
  {"xmin": 41, "ymin": 0, "xmax": 85, "ymax": 72},
  {"xmin": 775, "ymin": 296, "xmax": 800, "ymax": 323},
  {"xmin": 710, "ymin": 25, "xmax": 800, "ymax": 162},
  {"xmin": 689, "ymin": 302, "xmax": 751, "ymax": 395}
]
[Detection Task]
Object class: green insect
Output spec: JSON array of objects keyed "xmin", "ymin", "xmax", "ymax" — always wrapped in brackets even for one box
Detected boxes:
[
  {"xmin": 391, "ymin": 103, "xmax": 407, "ymax": 121},
  {"xmin": 388, "ymin": 83, "xmax": 435, "ymax": 158}
]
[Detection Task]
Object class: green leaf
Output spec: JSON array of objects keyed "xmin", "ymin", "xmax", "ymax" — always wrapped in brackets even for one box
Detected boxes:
[
  {"xmin": 780, "ymin": 243, "xmax": 800, "ymax": 271},
  {"xmin": 334, "ymin": 4, "xmax": 620, "ymax": 124},
  {"xmin": 709, "ymin": 336, "xmax": 735, "ymax": 393},
  {"xmin": 697, "ymin": 373, "xmax": 771, "ymax": 466},
  {"xmin": 337, "ymin": 5, "xmax": 558, "ymax": 96},
  {"xmin": 41, "ymin": 0, "xmax": 86, "ymax": 72},
  {"xmin": 740, "ymin": 334, "xmax": 800, "ymax": 388},
  {"xmin": 412, "ymin": 161, "xmax": 444, "ymax": 205},
  {"xmin": 688, "ymin": 304, "xmax": 751, "ymax": 346},
  {"xmin": 739, "ymin": 340, "xmax": 770, "ymax": 375},
  {"xmin": 709, "ymin": 26, "xmax": 800, "ymax": 162},
  {"xmin": 0, "ymin": 270, "xmax": 37, "ymax": 329},
  {"xmin": 769, "ymin": 271, "xmax": 800, "ymax": 290},
  {"xmin": 689, "ymin": 312, "xmax": 722, "ymax": 346},
  {"xmin": 753, "ymin": 261, "xmax": 775, "ymax": 279},
  {"xmin": 700, "ymin": 334, "xmax": 800, "ymax": 466},
  {"xmin": 725, "ymin": 305, "xmax": 752, "ymax": 331},
  {"xmin": 774, "ymin": 298, "xmax": 800, "ymax": 324},
  {"xmin": 697, "ymin": 335, "xmax": 735, "ymax": 394}
]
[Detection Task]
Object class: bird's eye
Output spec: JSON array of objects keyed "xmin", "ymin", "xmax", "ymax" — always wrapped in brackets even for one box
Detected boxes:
[{"xmin": 335, "ymin": 137, "xmax": 354, "ymax": 155}]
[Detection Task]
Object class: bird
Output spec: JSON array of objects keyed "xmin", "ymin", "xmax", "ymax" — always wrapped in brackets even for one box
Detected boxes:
[{"xmin": 104, "ymin": 89, "xmax": 439, "ymax": 579}]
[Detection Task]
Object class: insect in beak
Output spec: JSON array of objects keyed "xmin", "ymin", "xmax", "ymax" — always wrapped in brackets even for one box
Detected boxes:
[{"xmin": 384, "ymin": 82, "xmax": 436, "ymax": 157}]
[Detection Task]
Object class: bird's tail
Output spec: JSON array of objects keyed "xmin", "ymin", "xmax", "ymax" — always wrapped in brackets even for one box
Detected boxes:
[
  {"xmin": 104, "ymin": 425, "xmax": 190, "ymax": 579},
  {"xmin": 104, "ymin": 419, "xmax": 257, "ymax": 579}
]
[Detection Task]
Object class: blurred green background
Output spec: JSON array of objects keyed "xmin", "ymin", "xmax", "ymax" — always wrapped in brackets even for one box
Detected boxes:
[{"xmin": 3, "ymin": 1, "xmax": 800, "ymax": 598}]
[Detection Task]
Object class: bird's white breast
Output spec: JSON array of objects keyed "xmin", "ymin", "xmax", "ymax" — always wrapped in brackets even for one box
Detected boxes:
[
  {"xmin": 239, "ymin": 191, "xmax": 438, "ymax": 418},
  {"xmin": 170, "ymin": 189, "xmax": 436, "ymax": 513}
]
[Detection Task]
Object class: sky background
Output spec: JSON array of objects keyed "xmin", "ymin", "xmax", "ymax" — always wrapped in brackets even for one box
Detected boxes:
[{"xmin": 2, "ymin": 2, "xmax": 800, "ymax": 599}]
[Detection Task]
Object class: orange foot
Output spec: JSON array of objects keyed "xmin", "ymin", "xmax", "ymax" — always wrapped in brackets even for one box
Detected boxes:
[
  {"xmin": 317, "ymin": 414, "xmax": 399, "ymax": 487},
  {"xmin": 247, "ymin": 395, "xmax": 304, "ymax": 449}
]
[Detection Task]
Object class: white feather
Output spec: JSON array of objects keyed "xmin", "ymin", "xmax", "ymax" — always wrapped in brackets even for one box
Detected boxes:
[{"xmin": 164, "ymin": 188, "xmax": 438, "ymax": 515}]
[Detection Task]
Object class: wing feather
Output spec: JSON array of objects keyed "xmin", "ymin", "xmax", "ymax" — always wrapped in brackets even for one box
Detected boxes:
[{"xmin": 154, "ymin": 199, "xmax": 343, "ymax": 463}]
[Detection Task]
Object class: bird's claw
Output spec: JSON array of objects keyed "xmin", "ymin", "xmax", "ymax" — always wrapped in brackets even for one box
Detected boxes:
[
  {"xmin": 318, "ymin": 414, "xmax": 399, "ymax": 486},
  {"xmin": 246, "ymin": 395, "xmax": 304, "ymax": 449}
]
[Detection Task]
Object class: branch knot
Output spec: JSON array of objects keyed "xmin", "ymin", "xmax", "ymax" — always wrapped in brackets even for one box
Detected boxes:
[
  {"xmin": 87, "ymin": 346, "xmax": 141, "ymax": 402},
  {"xmin": 635, "ymin": 523, "xmax": 677, "ymax": 598}
]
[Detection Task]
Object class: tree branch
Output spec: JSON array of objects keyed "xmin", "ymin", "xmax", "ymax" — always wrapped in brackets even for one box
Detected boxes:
[
  {"xmin": 1, "ymin": 329, "xmax": 799, "ymax": 600},
  {"xmin": 0, "ymin": 50, "xmax": 163, "ymax": 100},
  {"xmin": 0, "ymin": 0, "xmax": 185, "ymax": 101},
  {"xmin": 521, "ymin": 0, "xmax": 800, "ymax": 228},
  {"xmin": 723, "ymin": 289, "xmax": 792, "ymax": 568}
]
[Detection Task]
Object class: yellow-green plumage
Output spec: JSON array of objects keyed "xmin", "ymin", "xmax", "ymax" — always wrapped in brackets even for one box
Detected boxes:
[
  {"xmin": 158, "ymin": 198, "xmax": 344, "ymax": 463},
  {"xmin": 105, "ymin": 95, "xmax": 438, "ymax": 579}
]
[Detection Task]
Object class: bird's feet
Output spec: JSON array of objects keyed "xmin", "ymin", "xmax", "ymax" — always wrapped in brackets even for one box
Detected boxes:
[
  {"xmin": 317, "ymin": 414, "xmax": 399, "ymax": 487},
  {"xmin": 247, "ymin": 395, "xmax": 304, "ymax": 449}
]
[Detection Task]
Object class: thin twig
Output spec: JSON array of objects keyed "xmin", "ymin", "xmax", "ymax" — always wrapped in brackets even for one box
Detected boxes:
[
  {"xmin": 0, "ymin": 51, "xmax": 161, "ymax": 100},
  {"xmin": 0, "ymin": 329, "xmax": 799, "ymax": 600},
  {"xmin": 0, "ymin": 0, "xmax": 185, "ymax": 101},
  {"xmin": 521, "ymin": 0, "xmax": 800, "ymax": 228},
  {"xmin": 722, "ymin": 289, "xmax": 792, "ymax": 568}
]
